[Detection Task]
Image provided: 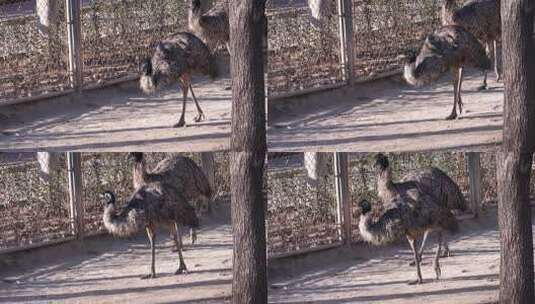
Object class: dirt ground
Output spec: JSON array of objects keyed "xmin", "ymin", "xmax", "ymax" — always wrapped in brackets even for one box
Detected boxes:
[
  {"xmin": 0, "ymin": 75, "xmax": 231, "ymax": 152},
  {"xmin": 267, "ymin": 205, "xmax": 535, "ymax": 304},
  {"xmin": 0, "ymin": 201, "xmax": 232, "ymax": 304},
  {"xmin": 268, "ymin": 71, "xmax": 504, "ymax": 152}
]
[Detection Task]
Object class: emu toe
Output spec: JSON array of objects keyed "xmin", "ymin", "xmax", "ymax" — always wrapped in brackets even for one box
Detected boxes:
[
  {"xmin": 477, "ymin": 84, "xmax": 488, "ymax": 91},
  {"xmin": 141, "ymin": 273, "xmax": 157, "ymax": 280},
  {"xmin": 445, "ymin": 112, "xmax": 458, "ymax": 120},
  {"xmin": 194, "ymin": 113, "xmax": 205, "ymax": 123},
  {"xmin": 175, "ymin": 265, "xmax": 189, "ymax": 275},
  {"xmin": 173, "ymin": 119, "xmax": 186, "ymax": 128},
  {"xmin": 407, "ymin": 278, "xmax": 423, "ymax": 285}
]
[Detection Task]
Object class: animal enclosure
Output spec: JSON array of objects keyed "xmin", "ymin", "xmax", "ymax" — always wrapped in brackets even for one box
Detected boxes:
[
  {"xmin": 0, "ymin": 0, "xmax": 190, "ymax": 105},
  {"xmin": 266, "ymin": 0, "xmax": 458, "ymax": 97},
  {"xmin": 0, "ymin": 152, "xmax": 230, "ymax": 253},
  {"xmin": 267, "ymin": 152, "xmax": 535, "ymax": 259}
]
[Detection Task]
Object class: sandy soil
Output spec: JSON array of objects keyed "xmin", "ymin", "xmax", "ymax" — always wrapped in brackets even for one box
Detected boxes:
[
  {"xmin": 267, "ymin": 205, "xmax": 534, "ymax": 304},
  {"xmin": 0, "ymin": 201, "xmax": 232, "ymax": 304},
  {"xmin": 0, "ymin": 75, "xmax": 231, "ymax": 152},
  {"xmin": 268, "ymin": 71, "xmax": 503, "ymax": 152}
]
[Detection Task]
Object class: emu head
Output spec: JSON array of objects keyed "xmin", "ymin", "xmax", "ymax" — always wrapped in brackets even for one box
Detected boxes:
[
  {"xmin": 404, "ymin": 34, "xmax": 449, "ymax": 87},
  {"xmin": 100, "ymin": 191, "xmax": 116, "ymax": 206},
  {"xmin": 127, "ymin": 152, "xmax": 143, "ymax": 163},
  {"xmin": 358, "ymin": 199, "xmax": 372, "ymax": 215},
  {"xmin": 374, "ymin": 153, "xmax": 390, "ymax": 173},
  {"xmin": 139, "ymin": 57, "xmax": 157, "ymax": 94}
]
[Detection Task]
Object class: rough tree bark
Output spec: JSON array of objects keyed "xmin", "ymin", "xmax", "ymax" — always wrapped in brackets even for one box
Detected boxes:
[
  {"xmin": 498, "ymin": 0, "xmax": 535, "ymax": 303},
  {"xmin": 229, "ymin": 0, "xmax": 267, "ymax": 303}
]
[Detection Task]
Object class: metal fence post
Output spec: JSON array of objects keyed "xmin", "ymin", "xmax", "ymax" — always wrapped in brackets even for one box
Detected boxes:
[
  {"xmin": 337, "ymin": 0, "xmax": 354, "ymax": 84},
  {"xmin": 67, "ymin": 152, "xmax": 84, "ymax": 239},
  {"xmin": 65, "ymin": 0, "xmax": 83, "ymax": 93},
  {"xmin": 334, "ymin": 152, "xmax": 352, "ymax": 245},
  {"xmin": 467, "ymin": 152, "xmax": 481, "ymax": 218}
]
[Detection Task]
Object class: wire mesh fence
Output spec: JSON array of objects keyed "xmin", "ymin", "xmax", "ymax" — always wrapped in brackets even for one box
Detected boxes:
[
  {"xmin": 80, "ymin": 0, "xmax": 188, "ymax": 88},
  {"xmin": 0, "ymin": 0, "xmax": 70, "ymax": 104},
  {"xmin": 0, "ymin": 0, "xmax": 190, "ymax": 105},
  {"xmin": 0, "ymin": 154, "xmax": 72, "ymax": 251},
  {"xmin": 351, "ymin": 0, "xmax": 442, "ymax": 79},
  {"xmin": 0, "ymin": 152, "xmax": 230, "ymax": 252},
  {"xmin": 266, "ymin": 0, "xmax": 344, "ymax": 96},
  {"xmin": 265, "ymin": 0, "xmax": 465, "ymax": 97},
  {"xmin": 267, "ymin": 152, "xmax": 341, "ymax": 257},
  {"xmin": 267, "ymin": 152, "xmax": 535, "ymax": 257}
]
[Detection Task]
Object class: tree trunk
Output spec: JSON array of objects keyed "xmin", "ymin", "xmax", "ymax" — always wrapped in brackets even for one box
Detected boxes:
[
  {"xmin": 498, "ymin": 0, "xmax": 535, "ymax": 302},
  {"xmin": 501, "ymin": 0, "xmax": 535, "ymax": 152},
  {"xmin": 229, "ymin": 0, "xmax": 267, "ymax": 303},
  {"xmin": 497, "ymin": 152, "xmax": 534, "ymax": 303}
]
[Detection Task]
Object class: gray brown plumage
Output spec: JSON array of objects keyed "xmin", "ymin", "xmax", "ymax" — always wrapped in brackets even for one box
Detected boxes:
[
  {"xmin": 402, "ymin": 166, "xmax": 467, "ymax": 258},
  {"xmin": 371, "ymin": 153, "xmax": 461, "ymax": 283},
  {"xmin": 442, "ymin": 0, "xmax": 501, "ymax": 88},
  {"xmin": 188, "ymin": 0, "xmax": 230, "ymax": 54},
  {"xmin": 102, "ymin": 187, "xmax": 199, "ymax": 279},
  {"xmin": 359, "ymin": 194, "xmax": 458, "ymax": 284},
  {"xmin": 129, "ymin": 152, "xmax": 212, "ymax": 245},
  {"xmin": 403, "ymin": 167, "xmax": 467, "ymax": 212},
  {"xmin": 404, "ymin": 25, "xmax": 491, "ymax": 120},
  {"xmin": 140, "ymin": 32, "xmax": 218, "ymax": 127}
]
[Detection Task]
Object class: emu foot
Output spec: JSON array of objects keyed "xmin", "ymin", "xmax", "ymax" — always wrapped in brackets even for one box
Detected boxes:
[
  {"xmin": 175, "ymin": 265, "xmax": 189, "ymax": 275},
  {"xmin": 173, "ymin": 119, "xmax": 186, "ymax": 128},
  {"xmin": 194, "ymin": 113, "xmax": 205, "ymax": 123},
  {"xmin": 477, "ymin": 85, "xmax": 488, "ymax": 91},
  {"xmin": 445, "ymin": 112, "xmax": 458, "ymax": 120},
  {"xmin": 407, "ymin": 278, "xmax": 423, "ymax": 285},
  {"xmin": 141, "ymin": 273, "xmax": 157, "ymax": 280},
  {"xmin": 440, "ymin": 249, "xmax": 451, "ymax": 258}
]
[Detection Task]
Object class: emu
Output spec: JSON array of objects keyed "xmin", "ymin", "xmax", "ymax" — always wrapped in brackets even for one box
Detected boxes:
[
  {"xmin": 140, "ymin": 32, "xmax": 218, "ymax": 127},
  {"xmin": 358, "ymin": 194, "xmax": 459, "ymax": 284},
  {"xmin": 128, "ymin": 152, "xmax": 213, "ymax": 245},
  {"xmin": 188, "ymin": 0, "xmax": 229, "ymax": 54},
  {"xmin": 374, "ymin": 153, "xmax": 466, "ymax": 258},
  {"xmin": 442, "ymin": 0, "xmax": 501, "ymax": 90},
  {"xmin": 102, "ymin": 189, "xmax": 199, "ymax": 279},
  {"xmin": 404, "ymin": 25, "xmax": 491, "ymax": 120}
]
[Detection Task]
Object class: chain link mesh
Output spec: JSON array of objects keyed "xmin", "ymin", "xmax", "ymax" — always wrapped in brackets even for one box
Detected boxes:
[
  {"xmin": 267, "ymin": 152, "xmax": 340, "ymax": 257},
  {"xmin": 0, "ymin": 0, "xmax": 70, "ymax": 104},
  {"xmin": 266, "ymin": 0, "xmax": 343, "ymax": 96},
  {"xmin": 0, "ymin": 152, "xmax": 230, "ymax": 251},
  {"xmin": 351, "ymin": 0, "xmax": 443, "ymax": 79}
]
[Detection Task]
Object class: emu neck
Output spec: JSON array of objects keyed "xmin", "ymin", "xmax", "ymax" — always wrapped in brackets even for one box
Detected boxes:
[
  {"xmin": 442, "ymin": 0, "xmax": 456, "ymax": 25},
  {"xmin": 133, "ymin": 160, "xmax": 148, "ymax": 189},
  {"xmin": 188, "ymin": 2, "xmax": 201, "ymax": 29},
  {"xmin": 376, "ymin": 169, "xmax": 396, "ymax": 202}
]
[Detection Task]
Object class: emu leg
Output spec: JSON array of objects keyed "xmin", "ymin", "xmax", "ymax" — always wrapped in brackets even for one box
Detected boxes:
[
  {"xmin": 494, "ymin": 40, "xmax": 501, "ymax": 82},
  {"xmin": 441, "ymin": 234, "xmax": 451, "ymax": 258},
  {"xmin": 190, "ymin": 227, "xmax": 197, "ymax": 245},
  {"xmin": 434, "ymin": 232, "xmax": 443, "ymax": 280},
  {"xmin": 173, "ymin": 80, "xmax": 189, "ymax": 128},
  {"xmin": 446, "ymin": 68, "xmax": 460, "ymax": 120},
  {"xmin": 189, "ymin": 84, "xmax": 205, "ymax": 123},
  {"xmin": 174, "ymin": 222, "xmax": 188, "ymax": 274},
  {"xmin": 456, "ymin": 67, "xmax": 464, "ymax": 115},
  {"xmin": 478, "ymin": 43, "xmax": 491, "ymax": 91},
  {"xmin": 409, "ymin": 230, "xmax": 429, "ymax": 266},
  {"xmin": 141, "ymin": 226, "xmax": 157, "ymax": 279},
  {"xmin": 407, "ymin": 236, "xmax": 423, "ymax": 285}
]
